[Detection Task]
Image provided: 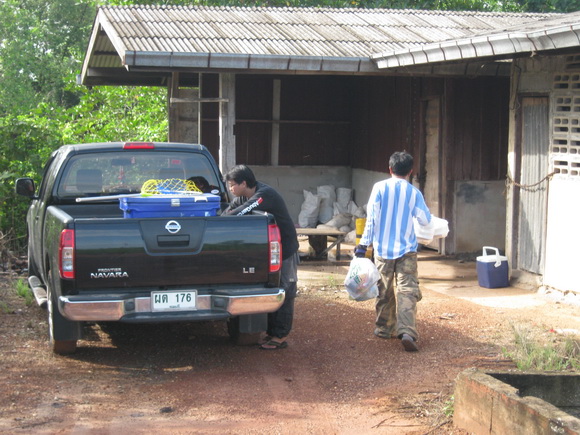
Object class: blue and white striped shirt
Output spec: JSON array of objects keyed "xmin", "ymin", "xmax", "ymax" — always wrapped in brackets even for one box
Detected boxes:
[{"xmin": 360, "ymin": 177, "xmax": 431, "ymax": 260}]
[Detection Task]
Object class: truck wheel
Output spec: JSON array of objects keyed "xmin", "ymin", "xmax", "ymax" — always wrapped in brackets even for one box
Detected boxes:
[
  {"xmin": 227, "ymin": 316, "xmax": 263, "ymax": 346},
  {"xmin": 47, "ymin": 271, "xmax": 78, "ymax": 355}
]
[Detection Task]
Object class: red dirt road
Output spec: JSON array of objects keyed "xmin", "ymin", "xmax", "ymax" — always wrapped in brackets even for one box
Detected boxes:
[{"xmin": 0, "ymin": 253, "xmax": 578, "ymax": 434}]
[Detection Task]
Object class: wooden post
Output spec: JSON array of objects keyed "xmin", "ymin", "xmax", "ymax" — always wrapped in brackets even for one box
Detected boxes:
[
  {"xmin": 168, "ymin": 73, "xmax": 179, "ymax": 142},
  {"xmin": 219, "ymin": 73, "xmax": 236, "ymax": 175},
  {"xmin": 271, "ymin": 79, "xmax": 281, "ymax": 166}
]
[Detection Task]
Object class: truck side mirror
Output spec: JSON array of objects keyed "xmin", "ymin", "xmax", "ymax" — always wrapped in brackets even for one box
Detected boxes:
[{"xmin": 15, "ymin": 178, "xmax": 37, "ymax": 198}]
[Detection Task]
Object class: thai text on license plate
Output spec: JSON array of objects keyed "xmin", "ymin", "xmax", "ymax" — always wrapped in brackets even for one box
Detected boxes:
[{"xmin": 151, "ymin": 290, "xmax": 197, "ymax": 312}]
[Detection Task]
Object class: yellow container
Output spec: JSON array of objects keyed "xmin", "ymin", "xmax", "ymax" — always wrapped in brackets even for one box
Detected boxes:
[{"xmin": 355, "ymin": 218, "xmax": 373, "ymax": 259}]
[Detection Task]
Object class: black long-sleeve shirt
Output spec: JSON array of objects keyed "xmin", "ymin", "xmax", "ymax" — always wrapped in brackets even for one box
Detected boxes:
[{"xmin": 224, "ymin": 182, "xmax": 298, "ymax": 260}]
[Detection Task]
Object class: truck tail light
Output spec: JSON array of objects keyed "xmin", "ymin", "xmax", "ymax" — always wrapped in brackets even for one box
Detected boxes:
[
  {"xmin": 59, "ymin": 229, "xmax": 75, "ymax": 279},
  {"xmin": 268, "ymin": 224, "xmax": 282, "ymax": 273},
  {"xmin": 123, "ymin": 142, "xmax": 155, "ymax": 149}
]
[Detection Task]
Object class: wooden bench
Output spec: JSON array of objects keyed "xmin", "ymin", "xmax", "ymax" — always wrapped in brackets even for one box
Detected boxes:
[{"xmin": 296, "ymin": 227, "xmax": 347, "ymax": 260}]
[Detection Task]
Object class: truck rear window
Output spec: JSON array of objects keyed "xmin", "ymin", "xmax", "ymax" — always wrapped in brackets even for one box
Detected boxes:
[{"xmin": 57, "ymin": 151, "xmax": 223, "ymax": 199}]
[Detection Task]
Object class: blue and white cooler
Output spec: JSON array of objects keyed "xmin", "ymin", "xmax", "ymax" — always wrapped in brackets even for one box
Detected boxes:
[{"xmin": 476, "ymin": 246, "xmax": 509, "ymax": 289}]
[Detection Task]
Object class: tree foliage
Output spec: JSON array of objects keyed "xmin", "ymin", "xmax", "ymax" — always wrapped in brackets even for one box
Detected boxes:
[{"xmin": 0, "ymin": 0, "xmax": 94, "ymax": 114}]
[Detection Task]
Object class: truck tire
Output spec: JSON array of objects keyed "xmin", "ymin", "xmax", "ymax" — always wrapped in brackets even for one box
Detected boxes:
[
  {"xmin": 47, "ymin": 269, "xmax": 79, "ymax": 355},
  {"xmin": 227, "ymin": 315, "xmax": 265, "ymax": 346}
]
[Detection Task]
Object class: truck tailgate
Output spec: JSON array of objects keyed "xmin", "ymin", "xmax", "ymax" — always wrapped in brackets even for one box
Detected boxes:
[{"xmin": 73, "ymin": 215, "xmax": 271, "ymax": 289}]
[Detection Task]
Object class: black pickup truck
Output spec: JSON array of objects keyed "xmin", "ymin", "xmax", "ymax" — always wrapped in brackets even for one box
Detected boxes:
[{"xmin": 16, "ymin": 142, "xmax": 285, "ymax": 354}]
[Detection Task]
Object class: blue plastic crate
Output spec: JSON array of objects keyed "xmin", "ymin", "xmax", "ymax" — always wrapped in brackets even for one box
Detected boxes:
[{"xmin": 120, "ymin": 194, "xmax": 220, "ymax": 218}]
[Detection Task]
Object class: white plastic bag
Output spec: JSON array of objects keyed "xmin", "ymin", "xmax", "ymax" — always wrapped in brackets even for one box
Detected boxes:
[
  {"xmin": 344, "ymin": 257, "xmax": 380, "ymax": 301},
  {"xmin": 413, "ymin": 216, "xmax": 449, "ymax": 245},
  {"xmin": 432, "ymin": 216, "xmax": 449, "ymax": 238},
  {"xmin": 414, "ymin": 218, "xmax": 434, "ymax": 244}
]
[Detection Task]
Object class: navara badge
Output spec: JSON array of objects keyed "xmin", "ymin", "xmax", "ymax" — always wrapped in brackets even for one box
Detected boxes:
[{"xmin": 165, "ymin": 220, "xmax": 181, "ymax": 234}]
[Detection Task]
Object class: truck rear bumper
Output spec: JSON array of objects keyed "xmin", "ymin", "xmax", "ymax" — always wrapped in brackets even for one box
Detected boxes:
[{"xmin": 59, "ymin": 289, "xmax": 285, "ymax": 322}]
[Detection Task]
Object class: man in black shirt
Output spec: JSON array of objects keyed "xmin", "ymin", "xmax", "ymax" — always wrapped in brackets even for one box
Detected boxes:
[{"xmin": 224, "ymin": 165, "xmax": 299, "ymax": 350}]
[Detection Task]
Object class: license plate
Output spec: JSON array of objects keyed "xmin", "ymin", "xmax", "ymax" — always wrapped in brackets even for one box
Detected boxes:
[{"xmin": 151, "ymin": 290, "xmax": 197, "ymax": 312}]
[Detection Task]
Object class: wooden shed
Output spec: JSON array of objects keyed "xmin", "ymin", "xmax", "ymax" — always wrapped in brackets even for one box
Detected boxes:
[{"xmin": 80, "ymin": 5, "xmax": 558, "ymax": 256}]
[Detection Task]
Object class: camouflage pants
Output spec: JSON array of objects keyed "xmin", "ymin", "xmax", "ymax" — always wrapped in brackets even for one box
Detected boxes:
[{"xmin": 375, "ymin": 252, "xmax": 422, "ymax": 341}]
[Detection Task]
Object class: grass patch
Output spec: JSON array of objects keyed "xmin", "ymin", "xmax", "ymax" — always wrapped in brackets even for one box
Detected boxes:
[
  {"xmin": 14, "ymin": 278, "xmax": 34, "ymax": 306},
  {"xmin": 0, "ymin": 301, "xmax": 11, "ymax": 314},
  {"xmin": 327, "ymin": 274, "xmax": 340, "ymax": 289},
  {"xmin": 388, "ymin": 391, "xmax": 454, "ymax": 433},
  {"xmin": 504, "ymin": 322, "xmax": 580, "ymax": 371}
]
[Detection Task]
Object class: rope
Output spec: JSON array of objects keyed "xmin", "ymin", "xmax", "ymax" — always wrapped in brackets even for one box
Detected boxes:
[
  {"xmin": 505, "ymin": 171, "xmax": 556, "ymax": 192},
  {"xmin": 141, "ymin": 178, "xmax": 202, "ymax": 195}
]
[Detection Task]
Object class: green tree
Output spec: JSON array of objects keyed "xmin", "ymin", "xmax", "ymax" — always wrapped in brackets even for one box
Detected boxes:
[
  {"xmin": 523, "ymin": 0, "xmax": 580, "ymax": 11},
  {"xmin": 0, "ymin": 79, "xmax": 167, "ymax": 249},
  {"xmin": 0, "ymin": 0, "xmax": 94, "ymax": 115}
]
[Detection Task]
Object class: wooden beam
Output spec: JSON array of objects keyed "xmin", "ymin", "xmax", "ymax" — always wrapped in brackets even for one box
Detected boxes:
[
  {"xmin": 219, "ymin": 73, "xmax": 236, "ymax": 174},
  {"xmin": 271, "ymin": 79, "xmax": 281, "ymax": 166},
  {"xmin": 170, "ymin": 97, "xmax": 229, "ymax": 104}
]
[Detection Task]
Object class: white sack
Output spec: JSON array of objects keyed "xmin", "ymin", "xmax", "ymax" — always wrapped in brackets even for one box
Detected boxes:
[
  {"xmin": 334, "ymin": 199, "xmax": 360, "ymax": 216},
  {"xmin": 298, "ymin": 190, "xmax": 320, "ymax": 228},
  {"xmin": 353, "ymin": 205, "xmax": 366, "ymax": 219},
  {"xmin": 317, "ymin": 185, "xmax": 336, "ymax": 224},
  {"xmin": 336, "ymin": 187, "xmax": 352, "ymax": 204},
  {"xmin": 348, "ymin": 201, "xmax": 360, "ymax": 215},
  {"xmin": 344, "ymin": 229, "xmax": 357, "ymax": 244},
  {"xmin": 324, "ymin": 213, "xmax": 352, "ymax": 230}
]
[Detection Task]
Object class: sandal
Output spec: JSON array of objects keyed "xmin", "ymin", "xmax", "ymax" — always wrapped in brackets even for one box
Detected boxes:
[
  {"xmin": 259, "ymin": 335, "xmax": 272, "ymax": 345},
  {"xmin": 259, "ymin": 339, "xmax": 288, "ymax": 350}
]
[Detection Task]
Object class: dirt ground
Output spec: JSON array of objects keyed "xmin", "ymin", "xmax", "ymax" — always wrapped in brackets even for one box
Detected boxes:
[{"xmin": 0, "ymin": 246, "xmax": 578, "ymax": 435}]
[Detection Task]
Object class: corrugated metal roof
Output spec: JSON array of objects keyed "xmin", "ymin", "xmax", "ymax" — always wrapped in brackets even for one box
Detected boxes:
[
  {"xmin": 80, "ymin": 5, "xmax": 557, "ymax": 85},
  {"xmin": 373, "ymin": 10, "xmax": 580, "ymax": 68}
]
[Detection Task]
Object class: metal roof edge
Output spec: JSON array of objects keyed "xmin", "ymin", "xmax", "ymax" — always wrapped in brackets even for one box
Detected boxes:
[
  {"xmin": 80, "ymin": 14, "xmax": 103, "ymax": 85},
  {"xmin": 96, "ymin": 9, "xmax": 128, "ymax": 64},
  {"xmin": 125, "ymin": 51, "xmax": 376, "ymax": 73},
  {"xmin": 98, "ymin": 4, "xmax": 557, "ymax": 19},
  {"xmin": 80, "ymin": 9, "xmax": 129, "ymax": 85},
  {"xmin": 372, "ymin": 22, "xmax": 580, "ymax": 69}
]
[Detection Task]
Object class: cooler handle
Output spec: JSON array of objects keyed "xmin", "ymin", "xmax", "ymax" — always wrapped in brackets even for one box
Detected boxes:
[{"xmin": 482, "ymin": 246, "xmax": 502, "ymax": 268}]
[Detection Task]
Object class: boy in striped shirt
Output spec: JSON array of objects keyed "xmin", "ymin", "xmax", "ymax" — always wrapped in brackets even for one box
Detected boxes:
[{"xmin": 356, "ymin": 151, "xmax": 431, "ymax": 352}]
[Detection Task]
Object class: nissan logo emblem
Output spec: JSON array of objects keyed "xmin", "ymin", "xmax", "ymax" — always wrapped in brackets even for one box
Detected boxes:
[{"xmin": 165, "ymin": 220, "xmax": 181, "ymax": 234}]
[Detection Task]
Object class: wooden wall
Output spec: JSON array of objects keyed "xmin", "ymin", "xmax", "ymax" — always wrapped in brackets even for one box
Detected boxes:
[
  {"xmin": 350, "ymin": 75, "xmax": 509, "ymax": 181},
  {"xmin": 350, "ymin": 76, "xmax": 422, "ymax": 173},
  {"xmin": 445, "ymin": 77, "xmax": 509, "ymax": 181},
  {"xmin": 198, "ymin": 72, "xmax": 509, "ymax": 183}
]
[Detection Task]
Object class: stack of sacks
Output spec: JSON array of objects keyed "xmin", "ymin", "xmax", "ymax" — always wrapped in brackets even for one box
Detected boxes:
[{"xmin": 298, "ymin": 185, "xmax": 366, "ymax": 244}]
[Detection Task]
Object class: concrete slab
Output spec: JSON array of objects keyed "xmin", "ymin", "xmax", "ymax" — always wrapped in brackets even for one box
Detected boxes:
[
  {"xmin": 297, "ymin": 245, "xmax": 560, "ymax": 309},
  {"xmin": 454, "ymin": 369, "xmax": 580, "ymax": 435}
]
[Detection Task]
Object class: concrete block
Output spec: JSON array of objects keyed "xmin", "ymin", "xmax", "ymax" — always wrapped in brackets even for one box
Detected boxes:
[{"xmin": 454, "ymin": 368, "xmax": 580, "ymax": 435}]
